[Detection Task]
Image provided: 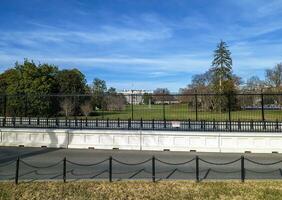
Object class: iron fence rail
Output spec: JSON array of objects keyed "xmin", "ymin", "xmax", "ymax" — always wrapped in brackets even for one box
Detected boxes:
[
  {"xmin": 1, "ymin": 93, "xmax": 282, "ymax": 122},
  {"xmin": 1, "ymin": 156, "xmax": 282, "ymax": 184},
  {"xmin": 0, "ymin": 117, "xmax": 281, "ymax": 132}
]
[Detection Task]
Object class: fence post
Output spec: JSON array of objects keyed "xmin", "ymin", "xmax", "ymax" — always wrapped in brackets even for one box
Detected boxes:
[
  {"xmin": 162, "ymin": 93, "xmax": 166, "ymax": 121},
  {"xmin": 261, "ymin": 92, "xmax": 265, "ymax": 121},
  {"xmin": 3, "ymin": 95, "xmax": 7, "ymax": 117},
  {"xmin": 131, "ymin": 92, "xmax": 134, "ymax": 120},
  {"xmin": 56, "ymin": 117, "xmax": 59, "ymax": 127},
  {"xmin": 24, "ymin": 94, "xmax": 27, "ymax": 117},
  {"xmin": 109, "ymin": 156, "xmax": 112, "ymax": 182},
  {"xmin": 128, "ymin": 118, "xmax": 131, "ymax": 129},
  {"xmin": 195, "ymin": 156, "xmax": 199, "ymax": 182},
  {"xmin": 15, "ymin": 157, "xmax": 20, "ymax": 185},
  {"xmin": 241, "ymin": 156, "xmax": 245, "ymax": 182},
  {"xmin": 140, "ymin": 118, "xmax": 143, "ymax": 129},
  {"xmin": 2, "ymin": 115, "xmax": 5, "ymax": 127},
  {"xmin": 201, "ymin": 120, "xmax": 203, "ymax": 129},
  {"xmin": 195, "ymin": 92, "xmax": 198, "ymax": 121},
  {"xmin": 63, "ymin": 157, "xmax": 66, "ymax": 183},
  {"xmin": 13, "ymin": 116, "xmax": 16, "ymax": 127},
  {"xmin": 228, "ymin": 94, "xmax": 231, "ymax": 128},
  {"xmin": 85, "ymin": 117, "xmax": 88, "ymax": 127},
  {"xmin": 187, "ymin": 94, "xmax": 189, "ymax": 121},
  {"xmin": 152, "ymin": 156, "xmax": 155, "ymax": 182}
]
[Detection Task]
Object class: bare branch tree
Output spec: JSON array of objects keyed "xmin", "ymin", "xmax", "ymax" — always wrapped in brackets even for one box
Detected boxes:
[
  {"xmin": 80, "ymin": 101, "xmax": 93, "ymax": 117},
  {"xmin": 105, "ymin": 94, "xmax": 126, "ymax": 111},
  {"xmin": 60, "ymin": 98, "xmax": 74, "ymax": 117}
]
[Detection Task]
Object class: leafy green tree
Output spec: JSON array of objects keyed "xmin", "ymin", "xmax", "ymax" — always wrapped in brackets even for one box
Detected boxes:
[
  {"xmin": 56, "ymin": 69, "xmax": 87, "ymax": 116},
  {"xmin": 142, "ymin": 93, "xmax": 153, "ymax": 105},
  {"xmin": 153, "ymin": 88, "xmax": 174, "ymax": 102},
  {"xmin": 0, "ymin": 68, "xmax": 24, "ymax": 116},
  {"xmin": 56, "ymin": 69, "xmax": 86, "ymax": 94},
  {"xmin": 107, "ymin": 87, "xmax": 117, "ymax": 94},
  {"xmin": 92, "ymin": 78, "xmax": 107, "ymax": 110},
  {"xmin": 210, "ymin": 41, "xmax": 240, "ymax": 112},
  {"xmin": 0, "ymin": 60, "xmax": 59, "ymax": 116}
]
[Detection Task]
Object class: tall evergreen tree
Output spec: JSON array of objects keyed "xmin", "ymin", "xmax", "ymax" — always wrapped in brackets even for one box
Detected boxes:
[{"xmin": 211, "ymin": 40, "xmax": 233, "ymax": 92}]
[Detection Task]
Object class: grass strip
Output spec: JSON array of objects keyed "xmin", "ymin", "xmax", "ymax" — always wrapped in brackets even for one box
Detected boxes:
[{"xmin": 1, "ymin": 181, "xmax": 282, "ymax": 200}]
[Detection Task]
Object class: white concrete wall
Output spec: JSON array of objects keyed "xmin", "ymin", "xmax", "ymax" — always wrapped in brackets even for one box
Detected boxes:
[{"xmin": 0, "ymin": 128, "xmax": 282, "ymax": 153}]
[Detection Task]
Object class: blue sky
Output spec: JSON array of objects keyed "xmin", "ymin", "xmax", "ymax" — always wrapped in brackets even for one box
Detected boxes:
[{"xmin": 0, "ymin": 0, "xmax": 282, "ymax": 92}]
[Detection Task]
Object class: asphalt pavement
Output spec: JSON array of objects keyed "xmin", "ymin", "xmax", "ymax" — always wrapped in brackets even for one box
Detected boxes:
[{"xmin": 1, "ymin": 147, "xmax": 282, "ymax": 182}]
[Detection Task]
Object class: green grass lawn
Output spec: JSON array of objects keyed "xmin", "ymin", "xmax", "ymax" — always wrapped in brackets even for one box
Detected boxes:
[
  {"xmin": 91, "ymin": 104, "xmax": 282, "ymax": 121},
  {"xmin": 1, "ymin": 181, "xmax": 282, "ymax": 200}
]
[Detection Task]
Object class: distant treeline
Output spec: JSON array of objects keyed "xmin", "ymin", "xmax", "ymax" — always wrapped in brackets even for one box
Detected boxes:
[{"xmin": 0, "ymin": 59, "xmax": 126, "ymax": 117}]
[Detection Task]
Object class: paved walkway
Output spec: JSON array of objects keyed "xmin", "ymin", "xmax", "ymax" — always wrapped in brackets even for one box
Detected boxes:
[{"xmin": 1, "ymin": 147, "xmax": 282, "ymax": 181}]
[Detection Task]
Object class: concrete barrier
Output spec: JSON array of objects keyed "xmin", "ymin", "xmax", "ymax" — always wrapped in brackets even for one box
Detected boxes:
[
  {"xmin": 0, "ymin": 128, "xmax": 282, "ymax": 153},
  {"xmin": 0, "ymin": 128, "xmax": 69, "ymax": 148}
]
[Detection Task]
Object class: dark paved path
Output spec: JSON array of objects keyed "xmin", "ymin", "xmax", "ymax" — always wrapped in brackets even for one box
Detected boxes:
[{"xmin": 1, "ymin": 147, "xmax": 282, "ymax": 182}]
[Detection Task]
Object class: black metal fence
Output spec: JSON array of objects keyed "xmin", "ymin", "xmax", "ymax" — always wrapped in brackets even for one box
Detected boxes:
[
  {"xmin": 1, "ymin": 156, "xmax": 282, "ymax": 184},
  {"xmin": 1, "ymin": 93, "xmax": 282, "ymax": 122},
  {"xmin": 1, "ymin": 117, "xmax": 282, "ymax": 132}
]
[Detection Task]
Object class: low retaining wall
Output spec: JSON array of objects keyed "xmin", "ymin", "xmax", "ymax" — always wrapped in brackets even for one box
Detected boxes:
[{"xmin": 0, "ymin": 128, "xmax": 282, "ymax": 153}]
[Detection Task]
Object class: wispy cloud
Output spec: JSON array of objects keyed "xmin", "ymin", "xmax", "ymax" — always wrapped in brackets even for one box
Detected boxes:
[
  {"xmin": 0, "ymin": 27, "xmax": 172, "ymax": 48},
  {"xmin": 257, "ymin": 1, "xmax": 282, "ymax": 17},
  {"xmin": 1, "ymin": 0, "xmax": 282, "ymax": 91}
]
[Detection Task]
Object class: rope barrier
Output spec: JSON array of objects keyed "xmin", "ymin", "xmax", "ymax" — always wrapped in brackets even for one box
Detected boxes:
[
  {"xmin": 199, "ymin": 157, "xmax": 241, "ymax": 165},
  {"xmin": 155, "ymin": 158, "xmax": 195, "ymax": 165},
  {"xmin": 3, "ymin": 155, "xmax": 282, "ymax": 182},
  {"xmin": 112, "ymin": 158, "xmax": 151, "ymax": 166},
  {"xmin": 20, "ymin": 160, "xmax": 63, "ymax": 169},
  {"xmin": 66, "ymin": 158, "xmax": 108, "ymax": 166},
  {"xmin": 245, "ymin": 158, "xmax": 282, "ymax": 165}
]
